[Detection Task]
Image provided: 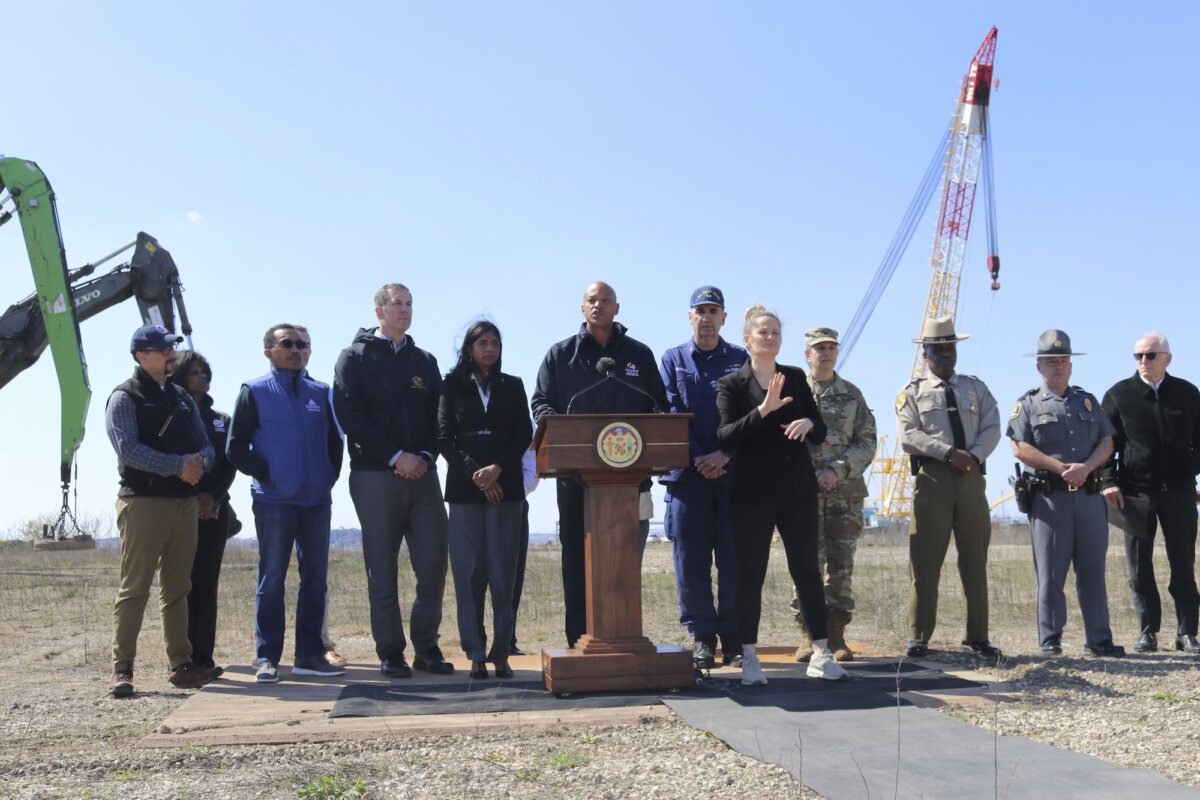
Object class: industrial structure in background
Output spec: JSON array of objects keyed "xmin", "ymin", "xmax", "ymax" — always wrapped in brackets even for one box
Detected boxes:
[
  {"xmin": 837, "ymin": 27, "xmax": 1001, "ymax": 523},
  {"xmin": 0, "ymin": 157, "xmax": 193, "ymax": 548}
]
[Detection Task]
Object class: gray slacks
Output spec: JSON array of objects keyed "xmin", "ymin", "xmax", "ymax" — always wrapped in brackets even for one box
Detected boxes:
[
  {"xmin": 448, "ymin": 501, "xmax": 523, "ymax": 662},
  {"xmin": 1030, "ymin": 489, "xmax": 1113, "ymax": 647},
  {"xmin": 349, "ymin": 469, "xmax": 448, "ymax": 661}
]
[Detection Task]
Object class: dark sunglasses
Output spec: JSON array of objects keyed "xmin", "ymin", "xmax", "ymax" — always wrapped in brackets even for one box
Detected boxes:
[
  {"xmin": 275, "ymin": 338, "xmax": 311, "ymax": 350},
  {"xmin": 1133, "ymin": 352, "xmax": 1162, "ymax": 361}
]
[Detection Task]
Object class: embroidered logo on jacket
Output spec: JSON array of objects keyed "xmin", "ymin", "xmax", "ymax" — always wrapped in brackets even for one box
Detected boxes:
[
  {"xmin": 305, "ymin": 399, "xmax": 321, "ymax": 412},
  {"xmin": 412, "ymin": 376, "xmax": 426, "ymax": 389},
  {"xmin": 624, "ymin": 362, "xmax": 639, "ymax": 377}
]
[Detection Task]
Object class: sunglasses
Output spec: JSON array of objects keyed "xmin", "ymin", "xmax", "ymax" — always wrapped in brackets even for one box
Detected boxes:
[
  {"xmin": 275, "ymin": 339, "xmax": 311, "ymax": 350},
  {"xmin": 1133, "ymin": 352, "xmax": 1163, "ymax": 361}
]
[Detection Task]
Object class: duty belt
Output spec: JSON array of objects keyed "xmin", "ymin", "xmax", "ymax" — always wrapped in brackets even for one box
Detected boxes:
[{"xmin": 1035, "ymin": 470, "xmax": 1100, "ymax": 495}]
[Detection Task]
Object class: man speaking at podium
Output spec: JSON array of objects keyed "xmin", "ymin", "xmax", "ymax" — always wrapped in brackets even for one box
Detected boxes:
[{"xmin": 531, "ymin": 281, "xmax": 668, "ymax": 648}]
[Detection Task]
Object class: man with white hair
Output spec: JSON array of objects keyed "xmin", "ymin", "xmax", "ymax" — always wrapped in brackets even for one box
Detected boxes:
[{"xmin": 1100, "ymin": 332, "xmax": 1200, "ymax": 654}]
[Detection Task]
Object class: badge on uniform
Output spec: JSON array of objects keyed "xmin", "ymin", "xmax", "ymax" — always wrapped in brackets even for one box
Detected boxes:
[
  {"xmin": 1009, "ymin": 401, "xmax": 1021, "ymax": 420},
  {"xmin": 970, "ymin": 402, "xmax": 978, "ymax": 413},
  {"xmin": 1083, "ymin": 397, "xmax": 1093, "ymax": 412},
  {"xmin": 895, "ymin": 391, "xmax": 907, "ymax": 412}
]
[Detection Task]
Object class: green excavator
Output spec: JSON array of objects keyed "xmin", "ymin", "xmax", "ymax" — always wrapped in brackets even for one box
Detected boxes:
[{"xmin": 0, "ymin": 156, "xmax": 193, "ymax": 548}]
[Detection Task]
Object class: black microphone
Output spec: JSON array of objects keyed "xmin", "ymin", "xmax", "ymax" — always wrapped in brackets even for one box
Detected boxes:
[
  {"xmin": 565, "ymin": 358, "xmax": 615, "ymax": 413},
  {"xmin": 598, "ymin": 357, "xmax": 662, "ymax": 413}
]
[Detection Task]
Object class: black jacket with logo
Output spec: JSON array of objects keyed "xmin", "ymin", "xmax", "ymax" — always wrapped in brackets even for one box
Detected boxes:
[
  {"xmin": 333, "ymin": 328, "xmax": 443, "ymax": 471},
  {"xmin": 531, "ymin": 322, "xmax": 667, "ymax": 421}
]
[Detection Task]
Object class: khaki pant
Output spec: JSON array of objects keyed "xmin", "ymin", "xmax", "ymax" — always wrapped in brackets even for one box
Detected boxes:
[
  {"xmin": 909, "ymin": 461, "xmax": 991, "ymax": 643},
  {"xmin": 112, "ymin": 496, "xmax": 198, "ymax": 672}
]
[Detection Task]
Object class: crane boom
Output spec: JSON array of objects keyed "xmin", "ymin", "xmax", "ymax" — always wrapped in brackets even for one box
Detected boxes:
[{"xmin": 874, "ymin": 27, "xmax": 1000, "ymax": 520}]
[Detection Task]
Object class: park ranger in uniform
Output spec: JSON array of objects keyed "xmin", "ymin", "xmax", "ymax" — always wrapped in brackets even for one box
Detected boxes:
[
  {"xmin": 896, "ymin": 316, "xmax": 1001, "ymax": 660},
  {"xmin": 791, "ymin": 327, "xmax": 877, "ymax": 662},
  {"xmin": 1007, "ymin": 329, "xmax": 1125, "ymax": 657}
]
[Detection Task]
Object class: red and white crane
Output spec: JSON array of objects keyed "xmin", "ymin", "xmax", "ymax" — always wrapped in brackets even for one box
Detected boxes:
[{"xmin": 838, "ymin": 27, "xmax": 1000, "ymax": 520}]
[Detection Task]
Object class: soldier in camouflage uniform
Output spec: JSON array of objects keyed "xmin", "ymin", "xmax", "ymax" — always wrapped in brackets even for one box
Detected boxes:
[{"xmin": 791, "ymin": 327, "xmax": 877, "ymax": 662}]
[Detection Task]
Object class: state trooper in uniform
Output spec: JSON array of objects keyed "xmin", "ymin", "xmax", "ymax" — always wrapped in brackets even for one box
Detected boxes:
[
  {"xmin": 896, "ymin": 317, "xmax": 1001, "ymax": 660},
  {"xmin": 791, "ymin": 327, "xmax": 876, "ymax": 663},
  {"xmin": 1007, "ymin": 329, "xmax": 1125, "ymax": 657}
]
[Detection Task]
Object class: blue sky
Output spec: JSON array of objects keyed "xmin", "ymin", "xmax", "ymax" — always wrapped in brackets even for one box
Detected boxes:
[{"xmin": 2, "ymin": 2, "xmax": 1195, "ymax": 536}]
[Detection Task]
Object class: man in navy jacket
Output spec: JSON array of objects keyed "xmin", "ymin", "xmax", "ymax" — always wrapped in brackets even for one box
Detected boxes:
[
  {"xmin": 531, "ymin": 281, "xmax": 668, "ymax": 648},
  {"xmin": 332, "ymin": 284, "xmax": 455, "ymax": 678},
  {"xmin": 228, "ymin": 323, "xmax": 344, "ymax": 682}
]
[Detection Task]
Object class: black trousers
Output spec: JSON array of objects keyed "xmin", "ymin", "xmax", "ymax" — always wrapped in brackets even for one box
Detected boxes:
[
  {"xmin": 1123, "ymin": 489, "xmax": 1200, "ymax": 637},
  {"xmin": 733, "ymin": 494, "xmax": 827, "ymax": 644},
  {"xmin": 557, "ymin": 480, "xmax": 587, "ymax": 647},
  {"xmin": 187, "ymin": 507, "xmax": 229, "ymax": 667}
]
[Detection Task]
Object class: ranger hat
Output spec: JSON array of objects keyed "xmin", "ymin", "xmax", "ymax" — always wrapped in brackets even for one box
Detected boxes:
[
  {"xmin": 1025, "ymin": 329, "xmax": 1084, "ymax": 357},
  {"xmin": 130, "ymin": 324, "xmax": 183, "ymax": 353},
  {"xmin": 804, "ymin": 326, "xmax": 840, "ymax": 346},
  {"xmin": 689, "ymin": 286, "xmax": 725, "ymax": 308},
  {"xmin": 912, "ymin": 316, "xmax": 969, "ymax": 344}
]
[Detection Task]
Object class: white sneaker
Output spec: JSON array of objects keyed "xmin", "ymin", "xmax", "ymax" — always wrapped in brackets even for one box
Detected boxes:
[
  {"xmin": 807, "ymin": 650, "xmax": 848, "ymax": 681},
  {"xmin": 740, "ymin": 651, "xmax": 767, "ymax": 686},
  {"xmin": 254, "ymin": 660, "xmax": 280, "ymax": 683}
]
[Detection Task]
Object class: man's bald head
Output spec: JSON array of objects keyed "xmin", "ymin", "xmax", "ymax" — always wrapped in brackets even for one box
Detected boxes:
[{"xmin": 581, "ymin": 281, "xmax": 619, "ymax": 339}]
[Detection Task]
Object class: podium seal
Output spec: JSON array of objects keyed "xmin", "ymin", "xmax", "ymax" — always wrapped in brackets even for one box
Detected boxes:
[{"xmin": 596, "ymin": 422, "xmax": 643, "ymax": 468}]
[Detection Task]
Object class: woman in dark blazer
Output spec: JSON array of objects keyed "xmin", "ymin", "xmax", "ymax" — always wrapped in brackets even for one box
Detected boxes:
[
  {"xmin": 438, "ymin": 320, "xmax": 533, "ymax": 680},
  {"xmin": 717, "ymin": 305, "xmax": 846, "ymax": 684}
]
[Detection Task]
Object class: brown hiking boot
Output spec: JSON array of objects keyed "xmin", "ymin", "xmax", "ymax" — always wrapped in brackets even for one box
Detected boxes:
[
  {"xmin": 169, "ymin": 662, "xmax": 217, "ymax": 689},
  {"xmin": 829, "ymin": 610, "xmax": 854, "ymax": 662},
  {"xmin": 792, "ymin": 616, "xmax": 813, "ymax": 663},
  {"xmin": 109, "ymin": 671, "xmax": 134, "ymax": 698}
]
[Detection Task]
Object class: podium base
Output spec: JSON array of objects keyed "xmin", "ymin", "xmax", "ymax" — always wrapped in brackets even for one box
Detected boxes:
[{"xmin": 541, "ymin": 644, "xmax": 694, "ymax": 694}]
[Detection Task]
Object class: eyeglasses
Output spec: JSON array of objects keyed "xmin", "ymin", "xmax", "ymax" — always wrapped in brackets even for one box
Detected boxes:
[
  {"xmin": 1133, "ymin": 352, "xmax": 1163, "ymax": 361},
  {"xmin": 139, "ymin": 346, "xmax": 176, "ymax": 355},
  {"xmin": 275, "ymin": 339, "xmax": 311, "ymax": 350}
]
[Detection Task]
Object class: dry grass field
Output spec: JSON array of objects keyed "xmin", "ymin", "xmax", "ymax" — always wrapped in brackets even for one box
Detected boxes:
[{"xmin": 0, "ymin": 523, "xmax": 1197, "ymax": 798}]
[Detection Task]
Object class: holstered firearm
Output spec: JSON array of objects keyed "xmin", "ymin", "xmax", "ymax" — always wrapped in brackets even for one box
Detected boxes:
[{"xmin": 1009, "ymin": 463, "xmax": 1036, "ymax": 514}]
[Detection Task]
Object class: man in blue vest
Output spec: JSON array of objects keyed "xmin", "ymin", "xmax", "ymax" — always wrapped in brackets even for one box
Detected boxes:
[
  {"xmin": 106, "ymin": 324, "xmax": 220, "ymax": 698},
  {"xmin": 228, "ymin": 323, "xmax": 345, "ymax": 683}
]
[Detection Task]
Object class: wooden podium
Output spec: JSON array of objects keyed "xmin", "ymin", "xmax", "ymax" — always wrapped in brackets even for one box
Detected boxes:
[{"xmin": 534, "ymin": 413, "xmax": 694, "ymax": 693}]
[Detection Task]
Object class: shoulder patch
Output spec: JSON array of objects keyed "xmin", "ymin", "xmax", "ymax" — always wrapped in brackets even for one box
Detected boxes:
[
  {"xmin": 1009, "ymin": 401, "xmax": 1021, "ymax": 420},
  {"xmin": 895, "ymin": 391, "xmax": 907, "ymax": 412}
]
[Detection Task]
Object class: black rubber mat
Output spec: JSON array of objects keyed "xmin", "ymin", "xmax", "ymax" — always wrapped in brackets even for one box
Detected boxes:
[{"xmin": 328, "ymin": 660, "xmax": 979, "ymax": 718}]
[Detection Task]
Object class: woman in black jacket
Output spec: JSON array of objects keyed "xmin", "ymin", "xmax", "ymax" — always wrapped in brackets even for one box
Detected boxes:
[
  {"xmin": 438, "ymin": 321, "xmax": 533, "ymax": 680},
  {"xmin": 716, "ymin": 305, "xmax": 846, "ymax": 685},
  {"xmin": 174, "ymin": 350, "xmax": 238, "ymax": 675}
]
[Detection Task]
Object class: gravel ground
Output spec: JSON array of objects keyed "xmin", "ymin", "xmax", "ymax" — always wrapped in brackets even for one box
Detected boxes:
[{"xmin": 3, "ymin": 537, "xmax": 1198, "ymax": 799}]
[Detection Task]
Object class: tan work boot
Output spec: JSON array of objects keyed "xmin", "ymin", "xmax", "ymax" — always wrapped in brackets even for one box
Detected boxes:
[
  {"xmin": 792, "ymin": 616, "xmax": 813, "ymax": 663},
  {"xmin": 828, "ymin": 610, "xmax": 854, "ymax": 662}
]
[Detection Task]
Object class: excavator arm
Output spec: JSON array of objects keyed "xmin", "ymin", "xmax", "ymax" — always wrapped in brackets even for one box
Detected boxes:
[
  {"xmin": 1, "ymin": 157, "xmax": 193, "ymax": 544},
  {"xmin": 0, "ymin": 157, "xmax": 90, "ymax": 486}
]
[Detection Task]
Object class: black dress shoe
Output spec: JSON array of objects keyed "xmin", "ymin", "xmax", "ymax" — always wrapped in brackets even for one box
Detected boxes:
[
  {"xmin": 1084, "ymin": 640, "xmax": 1126, "ymax": 657},
  {"xmin": 1176, "ymin": 634, "xmax": 1200, "ymax": 653},
  {"xmin": 1134, "ymin": 632, "xmax": 1158, "ymax": 652},
  {"xmin": 493, "ymin": 661, "xmax": 514, "ymax": 679},
  {"xmin": 381, "ymin": 655, "xmax": 412, "ymax": 678},
  {"xmin": 413, "ymin": 647, "xmax": 456, "ymax": 675},
  {"xmin": 693, "ymin": 635, "xmax": 717, "ymax": 670},
  {"xmin": 1040, "ymin": 638, "xmax": 1063, "ymax": 655},
  {"xmin": 509, "ymin": 644, "xmax": 526, "ymax": 657},
  {"xmin": 905, "ymin": 641, "xmax": 929, "ymax": 658},
  {"xmin": 962, "ymin": 640, "xmax": 1002, "ymax": 659},
  {"xmin": 469, "ymin": 661, "xmax": 489, "ymax": 680}
]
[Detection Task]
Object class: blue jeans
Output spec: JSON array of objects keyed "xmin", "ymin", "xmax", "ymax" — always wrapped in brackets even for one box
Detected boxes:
[{"xmin": 252, "ymin": 500, "xmax": 331, "ymax": 663}]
